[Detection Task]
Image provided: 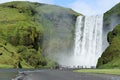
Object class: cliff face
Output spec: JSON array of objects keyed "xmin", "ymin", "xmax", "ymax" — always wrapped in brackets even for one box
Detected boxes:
[
  {"xmin": 102, "ymin": 2, "xmax": 120, "ymax": 51},
  {"xmin": 97, "ymin": 3, "xmax": 120, "ymax": 68},
  {"xmin": 97, "ymin": 24, "xmax": 120, "ymax": 68},
  {"xmin": 0, "ymin": 1, "xmax": 80, "ymax": 68}
]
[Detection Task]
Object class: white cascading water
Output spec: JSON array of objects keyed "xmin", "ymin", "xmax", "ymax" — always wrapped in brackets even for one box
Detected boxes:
[{"xmin": 73, "ymin": 15, "xmax": 103, "ymax": 68}]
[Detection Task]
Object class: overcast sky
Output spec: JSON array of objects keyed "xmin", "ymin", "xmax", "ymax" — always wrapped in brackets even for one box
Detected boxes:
[{"xmin": 0, "ymin": 0, "xmax": 120, "ymax": 15}]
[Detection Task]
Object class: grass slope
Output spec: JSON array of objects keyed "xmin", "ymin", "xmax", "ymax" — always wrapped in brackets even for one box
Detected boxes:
[
  {"xmin": 97, "ymin": 2, "xmax": 120, "ymax": 69},
  {"xmin": 97, "ymin": 24, "xmax": 120, "ymax": 68},
  {"xmin": 75, "ymin": 69, "xmax": 120, "ymax": 75},
  {"xmin": 0, "ymin": 1, "xmax": 80, "ymax": 68}
]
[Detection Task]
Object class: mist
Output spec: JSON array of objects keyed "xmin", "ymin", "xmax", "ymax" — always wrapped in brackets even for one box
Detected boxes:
[
  {"xmin": 37, "ymin": 5, "xmax": 77, "ymax": 67},
  {"xmin": 102, "ymin": 14, "xmax": 120, "ymax": 52}
]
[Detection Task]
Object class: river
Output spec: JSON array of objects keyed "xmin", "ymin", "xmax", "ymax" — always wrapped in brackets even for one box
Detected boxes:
[{"xmin": 1, "ymin": 69, "xmax": 120, "ymax": 80}]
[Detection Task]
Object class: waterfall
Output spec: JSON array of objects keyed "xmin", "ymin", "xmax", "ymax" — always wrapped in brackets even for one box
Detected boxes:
[{"xmin": 73, "ymin": 15, "xmax": 103, "ymax": 68}]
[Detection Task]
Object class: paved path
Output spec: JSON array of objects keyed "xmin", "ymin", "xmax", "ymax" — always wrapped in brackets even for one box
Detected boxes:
[{"xmin": 13, "ymin": 70, "xmax": 120, "ymax": 80}]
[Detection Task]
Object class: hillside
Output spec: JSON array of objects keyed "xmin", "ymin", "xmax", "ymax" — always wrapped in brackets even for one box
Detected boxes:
[
  {"xmin": 97, "ymin": 2, "xmax": 120, "ymax": 68},
  {"xmin": 0, "ymin": 1, "xmax": 80, "ymax": 68},
  {"xmin": 97, "ymin": 24, "xmax": 120, "ymax": 68}
]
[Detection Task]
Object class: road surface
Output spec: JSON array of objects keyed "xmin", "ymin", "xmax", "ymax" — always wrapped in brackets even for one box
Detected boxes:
[{"xmin": 13, "ymin": 69, "xmax": 120, "ymax": 80}]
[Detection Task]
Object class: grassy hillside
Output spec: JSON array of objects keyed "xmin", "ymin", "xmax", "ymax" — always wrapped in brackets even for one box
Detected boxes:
[
  {"xmin": 97, "ymin": 2, "xmax": 120, "ymax": 69},
  {"xmin": 0, "ymin": 1, "xmax": 80, "ymax": 68},
  {"xmin": 103, "ymin": 2, "xmax": 120, "ymax": 30},
  {"xmin": 97, "ymin": 24, "xmax": 120, "ymax": 68}
]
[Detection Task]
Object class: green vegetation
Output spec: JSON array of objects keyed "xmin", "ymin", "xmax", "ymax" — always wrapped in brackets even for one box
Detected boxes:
[
  {"xmin": 97, "ymin": 24, "xmax": 120, "ymax": 68},
  {"xmin": 103, "ymin": 2, "xmax": 120, "ymax": 28},
  {"xmin": 97, "ymin": 2, "xmax": 120, "ymax": 68},
  {"xmin": 0, "ymin": 1, "xmax": 80, "ymax": 68},
  {"xmin": 75, "ymin": 69, "xmax": 120, "ymax": 75}
]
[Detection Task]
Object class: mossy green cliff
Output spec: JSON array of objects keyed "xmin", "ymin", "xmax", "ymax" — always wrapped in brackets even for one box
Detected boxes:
[
  {"xmin": 97, "ymin": 24, "xmax": 120, "ymax": 68},
  {"xmin": 97, "ymin": 2, "xmax": 120, "ymax": 68},
  {"xmin": 0, "ymin": 1, "xmax": 80, "ymax": 68}
]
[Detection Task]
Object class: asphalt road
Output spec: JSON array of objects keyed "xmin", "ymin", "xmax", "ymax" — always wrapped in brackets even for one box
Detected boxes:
[{"xmin": 13, "ymin": 70, "xmax": 120, "ymax": 80}]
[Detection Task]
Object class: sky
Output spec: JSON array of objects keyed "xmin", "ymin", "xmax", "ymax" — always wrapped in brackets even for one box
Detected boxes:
[{"xmin": 0, "ymin": 0, "xmax": 120, "ymax": 15}]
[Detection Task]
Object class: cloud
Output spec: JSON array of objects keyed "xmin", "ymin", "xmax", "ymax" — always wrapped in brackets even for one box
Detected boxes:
[
  {"xmin": 69, "ymin": 0, "xmax": 120, "ymax": 15},
  {"xmin": 0, "ymin": 0, "xmax": 11, "ymax": 3},
  {"xmin": 69, "ymin": 1, "xmax": 96, "ymax": 15}
]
